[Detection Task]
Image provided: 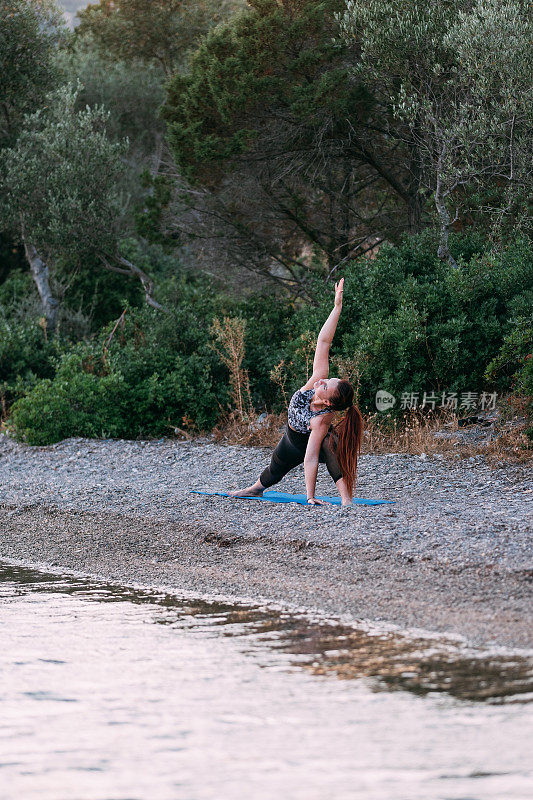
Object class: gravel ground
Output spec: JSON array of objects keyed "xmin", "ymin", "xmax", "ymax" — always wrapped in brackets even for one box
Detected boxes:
[{"xmin": 1, "ymin": 431, "xmax": 532, "ymax": 650}]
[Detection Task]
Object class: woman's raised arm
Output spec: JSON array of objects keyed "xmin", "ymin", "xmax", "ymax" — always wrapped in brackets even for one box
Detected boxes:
[{"xmin": 303, "ymin": 278, "xmax": 344, "ymax": 386}]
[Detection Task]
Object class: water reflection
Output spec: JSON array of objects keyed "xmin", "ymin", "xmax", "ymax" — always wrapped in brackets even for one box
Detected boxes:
[
  {"xmin": 2, "ymin": 562, "xmax": 531, "ymax": 703},
  {"xmin": 2, "ymin": 560, "xmax": 532, "ymax": 800}
]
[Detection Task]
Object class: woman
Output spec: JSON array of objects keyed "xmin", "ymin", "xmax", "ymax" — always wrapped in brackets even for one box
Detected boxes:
[{"xmin": 230, "ymin": 278, "xmax": 364, "ymax": 506}]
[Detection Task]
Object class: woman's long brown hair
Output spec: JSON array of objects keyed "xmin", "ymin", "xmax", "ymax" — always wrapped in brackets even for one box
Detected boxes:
[{"xmin": 330, "ymin": 380, "xmax": 364, "ymax": 497}]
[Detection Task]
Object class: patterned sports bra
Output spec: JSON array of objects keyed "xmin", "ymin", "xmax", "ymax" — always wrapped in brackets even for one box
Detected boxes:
[{"xmin": 287, "ymin": 388, "xmax": 330, "ymax": 434}]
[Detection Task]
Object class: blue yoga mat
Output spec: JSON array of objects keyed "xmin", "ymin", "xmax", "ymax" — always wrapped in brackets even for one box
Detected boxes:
[{"xmin": 190, "ymin": 490, "xmax": 395, "ymax": 507}]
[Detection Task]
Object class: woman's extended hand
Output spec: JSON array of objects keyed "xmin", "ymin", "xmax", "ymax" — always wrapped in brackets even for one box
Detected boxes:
[
  {"xmin": 334, "ymin": 277, "xmax": 344, "ymax": 307},
  {"xmin": 307, "ymin": 497, "xmax": 333, "ymax": 507}
]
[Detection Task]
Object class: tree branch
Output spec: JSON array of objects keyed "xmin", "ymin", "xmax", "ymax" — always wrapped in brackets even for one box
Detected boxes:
[{"xmin": 99, "ymin": 254, "xmax": 168, "ymax": 311}]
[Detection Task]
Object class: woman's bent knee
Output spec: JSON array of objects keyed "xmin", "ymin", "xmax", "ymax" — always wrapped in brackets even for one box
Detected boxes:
[{"xmin": 260, "ymin": 431, "xmax": 305, "ymax": 488}]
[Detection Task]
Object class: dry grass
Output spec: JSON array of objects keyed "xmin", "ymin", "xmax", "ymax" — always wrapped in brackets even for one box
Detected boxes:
[
  {"xmin": 210, "ymin": 398, "xmax": 533, "ymax": 466},
  {"xmin": 209, "ymin": 317, "xmax": 254, "ymax": 421},
  {"xmin": 212, "ymin": 410, "xmax": 288, "ymax": 448},
  {"xmin": 363, "ymin": 409, "xmax": 532, "ymax": 465},
  {"xmin": 457, "ymin": 428, "xmax": 532, "ymax": 465}
]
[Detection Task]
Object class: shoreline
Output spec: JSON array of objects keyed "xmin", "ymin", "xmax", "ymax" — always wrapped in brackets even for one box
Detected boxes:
[{"xmin": 0, "ymin": 433, "xmax": 531, "ymax": 650}]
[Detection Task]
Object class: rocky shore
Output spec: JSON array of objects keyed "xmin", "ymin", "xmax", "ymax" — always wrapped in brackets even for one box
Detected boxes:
[{"xmin": 0, "ymin": 432, "xmax": 531, "ymax": 650}]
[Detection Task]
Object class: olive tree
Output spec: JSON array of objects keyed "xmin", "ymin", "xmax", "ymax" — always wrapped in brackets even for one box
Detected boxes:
[
  {"xmin": 0, "ymin": 82, "xmax": 165, "ymax": 332},
  {"xmin": 75, "ymin": 0, "xmax": 245, "ymax": 77},
  {"xmin": 159, "ymin": 0, "xmax": 415, "ymax": 297},
  {"xmin": 337, "ymin": 0, "xmax": 532, "ymax": 267},
  {"xmin": 0, "ymin": 0, "xmax": 67, "ymax": 147},
  {"xmin": 55, "ymin": 33, "xmax": 166, "ymax": 160},
  {"xmin": 440, "ymin": 0, "xmax": 532, "ymax": 242}
]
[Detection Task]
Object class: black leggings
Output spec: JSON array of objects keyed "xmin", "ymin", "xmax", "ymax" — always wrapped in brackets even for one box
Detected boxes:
[{"xmin": 260, "ymin": 425, "xmax": 342, "ymax": 489}]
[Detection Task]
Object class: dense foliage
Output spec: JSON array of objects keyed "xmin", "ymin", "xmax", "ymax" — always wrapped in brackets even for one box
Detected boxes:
[
  {"xmin": 161, "ymin": 0, "xmax": 399, "ymax": 284},
  {"xmin": 161, "ymin": 0, "xmax": 531, "ymax": 282},
  {"xmin": 10, "ymin": 282, "xmax": 229, "ymax": 444},
  {"xmin": 8, "ymin": 233, "xmax": 532, "ymax": 445},
  {"xmin": 301, "ymin": 234, "xmax": 532, "ymax": 407},
  {"xmin": 164, "ymin": 0, "xmax": 351, "ymax": 181},
  {"xmin": 338, "ymin": 0, "xmax": 532, "ymax": 263},
  {"xmin": 75, "ymin": 0, "xmax": 244, "ymax": 76}
]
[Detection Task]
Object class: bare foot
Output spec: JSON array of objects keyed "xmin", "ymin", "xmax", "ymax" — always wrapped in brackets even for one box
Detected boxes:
[
  {"xmin": 335, "ymin": 478, "xmax": 353, "ymax": 507},
  {"xmin": 229, "ymin": 482, "xmax": 264, "ymax": 498}
]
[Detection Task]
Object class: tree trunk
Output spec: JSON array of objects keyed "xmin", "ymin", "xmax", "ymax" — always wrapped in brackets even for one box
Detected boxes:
[
  {"xmin": 407, "ymin": 193, "xmax": 422, "ymax": 234},
  {"xmin": 435, "ymin": 192, "xmax": 458, "ymax": 269},
  {"xmin": 339, "ymin": 159, "xmax": 353, "ymax": 262},
  {"xmin": 326, "ymin": 165, "xmax": 337, "ymax": 274},
  {"xmin": 23, "ymin": 241, "xmax": 59, "ymax": 333},
  {"xmin": 435, "ymin": 161, "xmax": 458, "ymax": 270},
  {"xmin": 406, "ymin": 125, "xmax": 424, "ymax": 234}
]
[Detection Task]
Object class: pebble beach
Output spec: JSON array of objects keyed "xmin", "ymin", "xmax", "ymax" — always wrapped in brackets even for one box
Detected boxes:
[{"xmin": 1, "ymin": 431, "xmax": 531, "ymax": 650}]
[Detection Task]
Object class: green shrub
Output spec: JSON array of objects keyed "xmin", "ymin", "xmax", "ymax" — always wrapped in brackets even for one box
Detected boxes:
[
  {"xmin": 237, "ymin": 292, "xmax": 294, "ymax": 411},
  {"xmin": 485, "ymin": 313, "xmax": 533, "ymax": 437},
  {"xmin": 10, "ymin": 300, "xmax": 228, "ymax": 444},
  {"xmin": 10, "ymin": 354, "xmax": 129, "ymax": 444},
  {"xmin": 55, "ymin": 259, "xmax": 144, "ymax": 332},
  {"xmin": 0, "ymin": 318, "xmax": 63, "ymax": 409},
  {"xmin": 290, "ymin": 231, "xmax": 533, "ymax": 413}
]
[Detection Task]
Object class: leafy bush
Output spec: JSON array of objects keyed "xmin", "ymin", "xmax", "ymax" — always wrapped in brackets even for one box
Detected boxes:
[
  {"xmin": 485, "ymin": 313, "xmax": 533, "ymax": 437},
  {"xmin": 10, "ymin": 352, "xmax": 129, "ymax": 443},
  {"xmin": 237, "ymin": 292, "xmax": 294, "ymax": 411},
  {"xmin": 52, "ymin": 252, "xmax": 144, "ymax": 333},
  {"xmin": 287, "ymin": 231, "xmax": 533, "ymax": 413},
  {"xmin": 10, "ymin": 298, "xmax": 228, "ymax": 445},
  {"xmin": 0, "ymin": 318, "xmax": 63, "ymax": 410}
]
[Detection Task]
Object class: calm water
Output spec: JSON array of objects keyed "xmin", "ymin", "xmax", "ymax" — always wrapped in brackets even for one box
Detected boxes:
[{"xmin": 1, "ymin": 561, "xmax": 532, "ymax": 800}]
